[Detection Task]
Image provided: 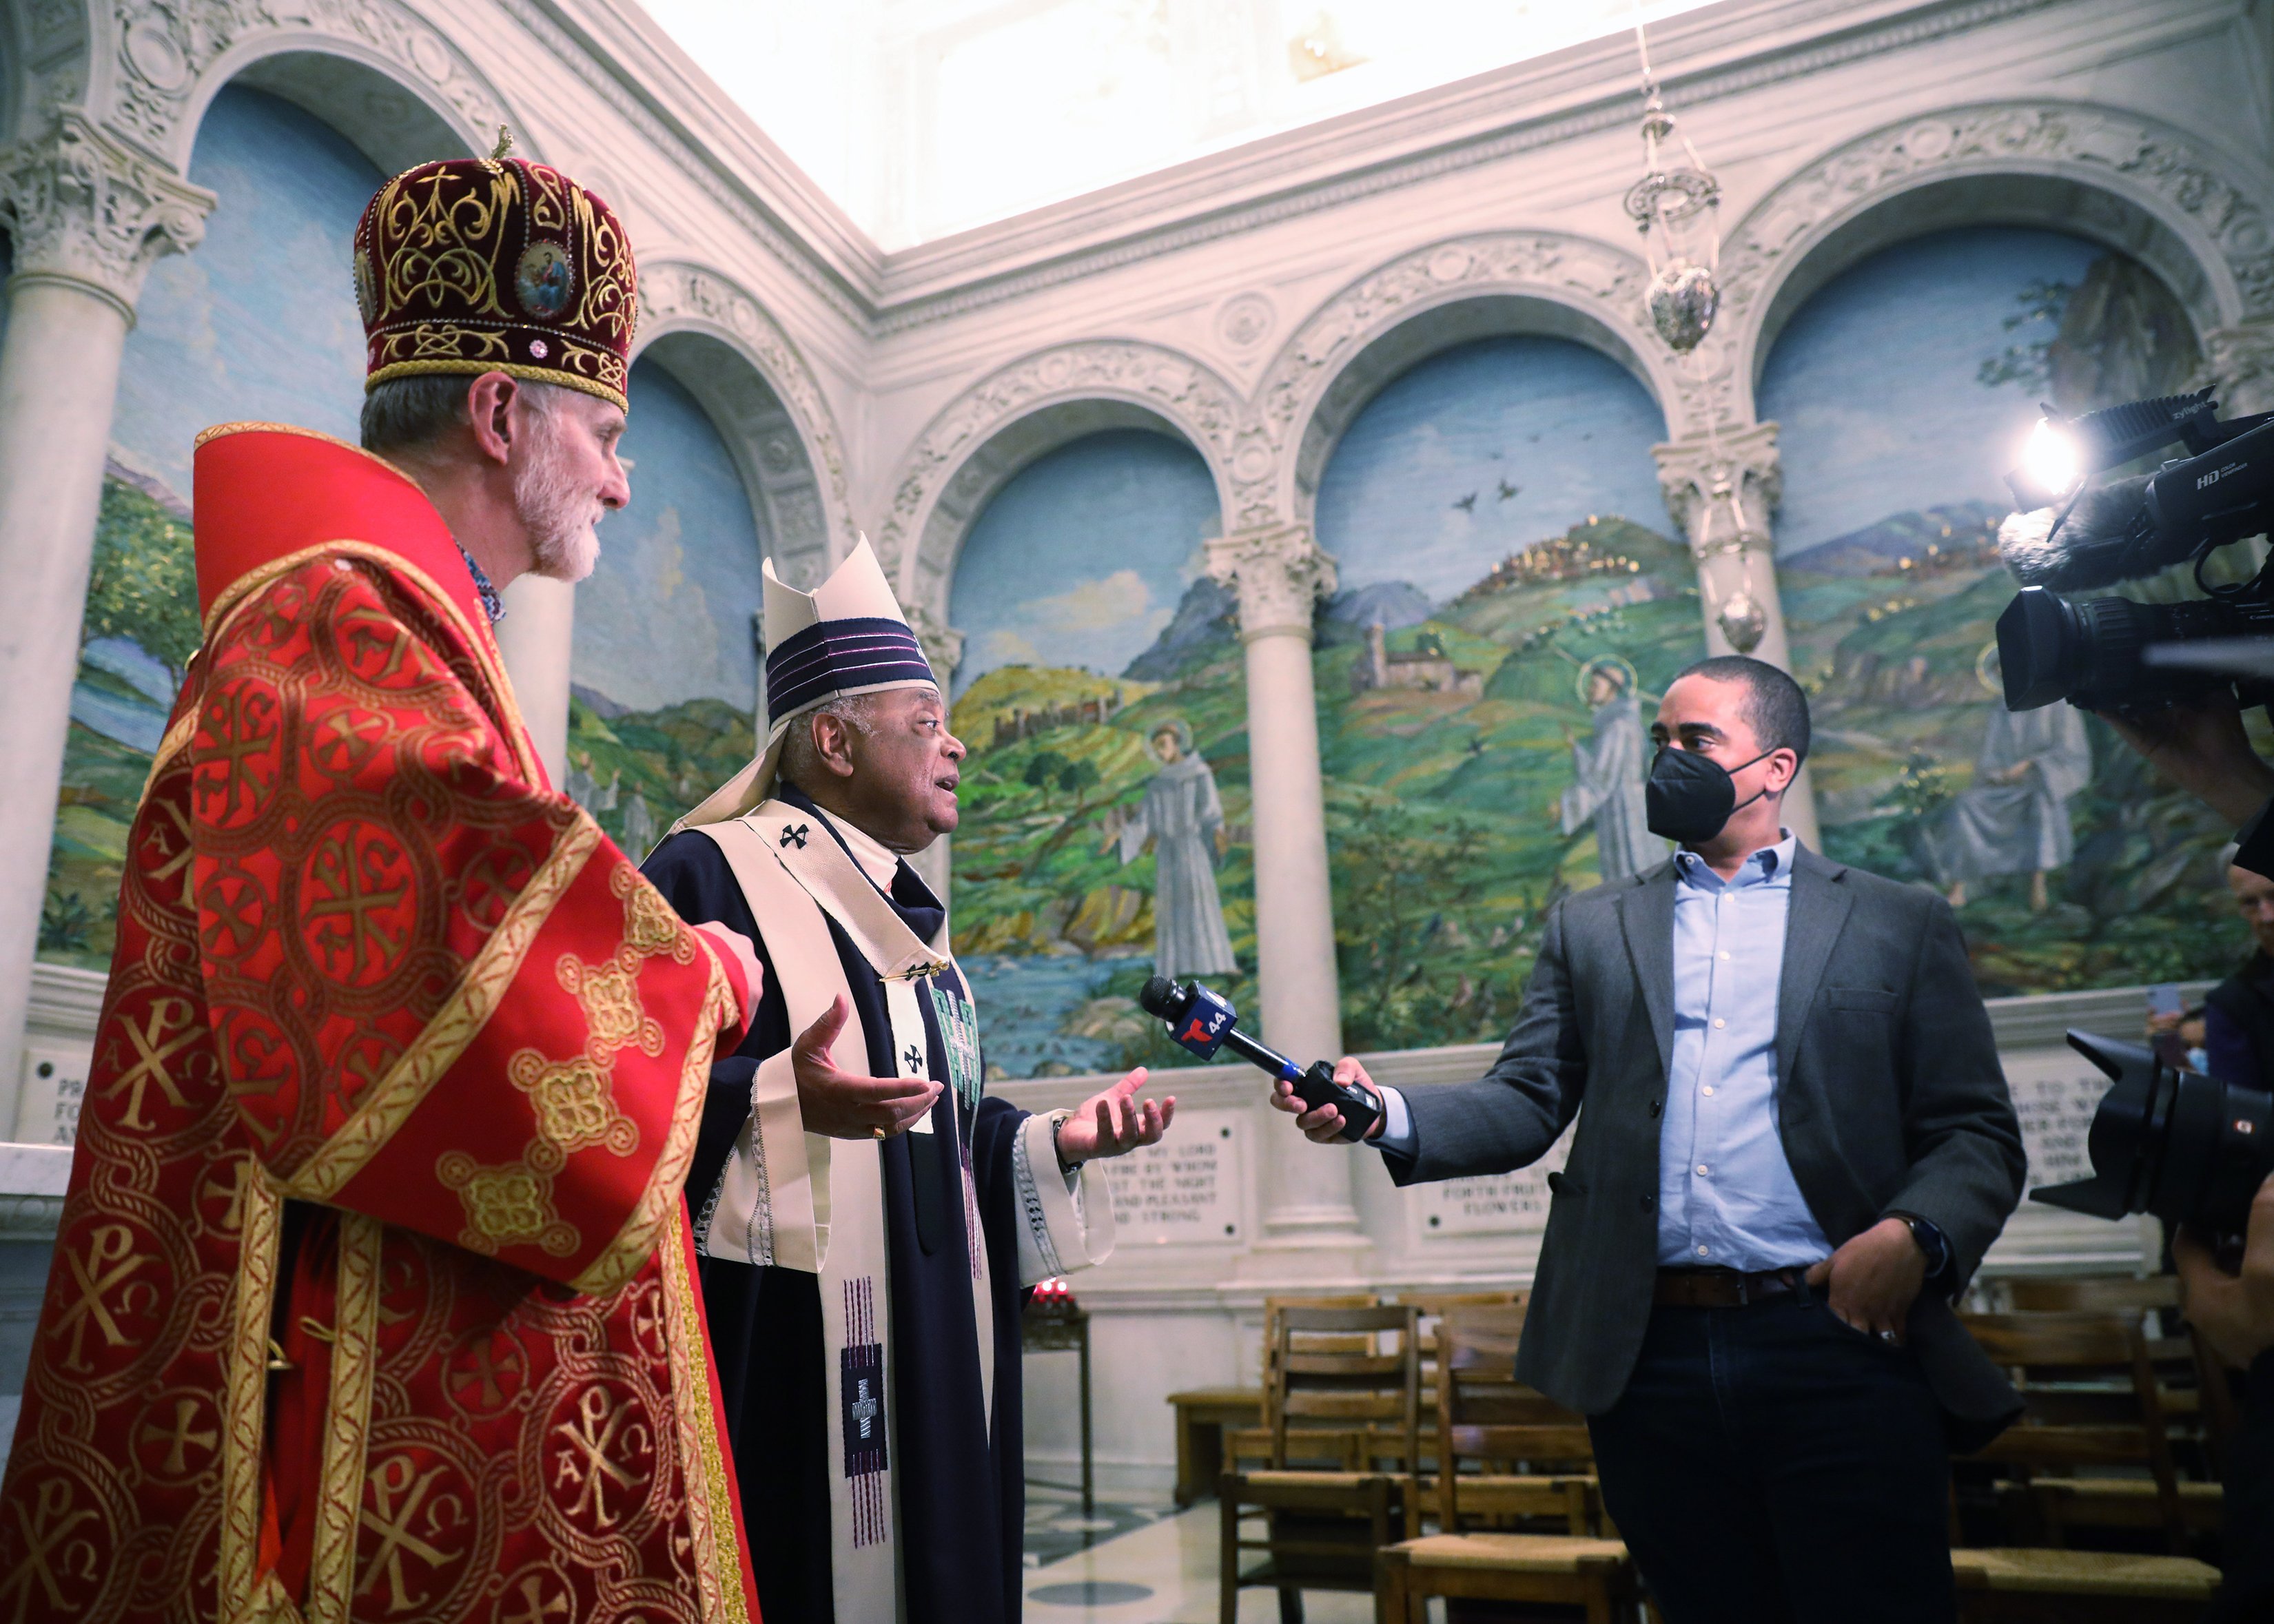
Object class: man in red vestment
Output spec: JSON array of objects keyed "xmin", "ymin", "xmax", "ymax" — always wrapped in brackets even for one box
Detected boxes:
[{"xmin": 0, "ymin": 137, "xmax": 766, "ymax": 1623}]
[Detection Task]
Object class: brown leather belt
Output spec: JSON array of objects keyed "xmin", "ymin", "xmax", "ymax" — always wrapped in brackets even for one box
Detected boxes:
[{"xmin": 1653, "ymin": 1266, "xmax": 1807, "ymax": 1308}]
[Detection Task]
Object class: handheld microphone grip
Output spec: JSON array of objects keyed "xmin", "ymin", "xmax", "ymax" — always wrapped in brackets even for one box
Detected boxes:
[{"xmin": 1138, "ymin": 976, "xmax": 1382, "ymax": 1142}]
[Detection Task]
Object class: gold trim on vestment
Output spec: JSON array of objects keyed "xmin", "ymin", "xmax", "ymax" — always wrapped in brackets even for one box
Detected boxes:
[
  {"xmin": 306, "ymin": 1213, "xmax": 383, "ymax": 1624},
  {"xmin": 571, "ymin": 954, "xmax": 734, "ymax": 1297},
  {"xmin": 284, "ymin": 817, "xmax": 602, "ymax": 1203},
  {"xmin": 219, "ymin": 1164, "xmax": 285, "ymax": 1618},
  {"xmin": 234, "ymin": 1570, "xmax": 308, "ymax": 1624},
  {"xmin": 661, "ymin": 1202, "xmax": 751, "ymax": 1624}
]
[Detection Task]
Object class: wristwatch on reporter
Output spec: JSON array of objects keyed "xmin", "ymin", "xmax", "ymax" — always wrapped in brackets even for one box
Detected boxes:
[{"xmin": 1887, "ymin": 1210, "xmax": 1954, "ymax": 1291}]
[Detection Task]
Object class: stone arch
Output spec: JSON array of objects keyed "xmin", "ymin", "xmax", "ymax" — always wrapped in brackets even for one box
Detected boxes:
[
  {"xmin": 1250, "ymin": 232, "xmax": 1677, "ymax": 529},
  {"xmin": 634, "ymin": 261, "xmax": 854, "ymax": 591},
  {"xmin": 93, "ymin": 1, "xmax": 510, "ymax": 174},
  {"xmin": 1717, "ymin": 102, "xmax": 2273, "ymax": 422},
  {"xmin": 875, "ymin": 340, "xmax": 1244, "ymax": 630}
]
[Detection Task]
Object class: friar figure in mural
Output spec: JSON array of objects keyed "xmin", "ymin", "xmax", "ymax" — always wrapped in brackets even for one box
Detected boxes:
[
  {"xmin": 1929, "ymin": 648, "xmax": 2093, "ymax": 912},
  {"xmin": 644, "ymin": 539, "xmax": 1174, "ymax": 1624},
  {"xmin": 1560, "ymin": 657, "xmax": 1670, "ymax": 881},
  {"xmin": 0, "ymin": 150, "xmax": 775, "ymax": 1618},
  {"xmin": 1107, "ymin": 717, "xmax": 1240, "ymax": 979}
]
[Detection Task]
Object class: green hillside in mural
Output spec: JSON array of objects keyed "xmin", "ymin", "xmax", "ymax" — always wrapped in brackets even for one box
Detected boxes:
[
  {"xmin": 42, "ymin": 471, "xmax": 201, "ymax": 972},
  {"xmin": 1782, "ymin": 505, "xmax": 2249, "ymax": 996},
  {"xmin": 564, "ymin": 690, "xmax": 757, "ymax": 859},
  {"xmin": 1313, "ymin": 515, "xmax": 1703, "ymax": 1052},
  {"xmin": 950, "ymin": 616, "xmax": 1261, "ymax": 1077}
]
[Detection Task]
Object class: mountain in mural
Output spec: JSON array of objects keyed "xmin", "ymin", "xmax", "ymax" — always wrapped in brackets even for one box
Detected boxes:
[
  {"xmin": 1780, "ymin": 502, "xmax": 2007, "ymax": 578},
  {"xmin": 1121, "ymin": 577, "xmax": 1238, "ymax": 680},
  {"xmin": 1321, "ymin": 580, "xmax": 1437, "ymax": 638}
]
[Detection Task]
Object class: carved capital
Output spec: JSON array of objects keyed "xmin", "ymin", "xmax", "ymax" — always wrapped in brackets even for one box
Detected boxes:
[
  {"xmin": 2206, "ymin": 322, "xmax": 2274, "ymax": 417},
  {"xmin": 1652, "ymin": 423, "xmax": 1782, "ymax": 557},
  {"xmin": 0, "ymin": 109, "xmax": 212, "ymax": 319},
  {"xmin": 1205, "ymin": 524, "xmax": 1338, "ymax": 640},
  {"xmin": 905, "ymin": 606, "xmax": 965, "ymax": 686}
]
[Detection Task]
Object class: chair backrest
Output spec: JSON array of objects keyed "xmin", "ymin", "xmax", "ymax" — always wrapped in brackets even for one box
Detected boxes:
[
  {"xmin": 2003, "ymin": 1275, "xmax": 2180, "ymax": 1315},
  {"xmin": 1260, "ymin": 1293, "xmax": 1377, "ymax": 1384},
  {"xmin": 1268, "ymin": 1304, "xmax": 1421, "ymax": 1478},
  {"xmin": 1434, "ymin": 1304, "xmax": 1595, "ymax": 1531},
  {"xmin": 1960, "ymin": 1310, "xmax": 2186, "ymax": 1548}
]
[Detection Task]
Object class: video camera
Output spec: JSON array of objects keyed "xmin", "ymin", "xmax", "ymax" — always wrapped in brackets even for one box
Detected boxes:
[
  {"xmin": 2033, "ymin": 1031, "xmax": 2272, "ymax": 1255},
  {"xmin": 1994, "ymin": 387, "xmax": 2274, "ymax": 711}
]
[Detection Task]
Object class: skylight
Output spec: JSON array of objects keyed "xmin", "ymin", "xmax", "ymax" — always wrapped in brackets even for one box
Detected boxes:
[{"xmin": 635, "ymin": 1, "xmax": 1720, "ymax": 250}]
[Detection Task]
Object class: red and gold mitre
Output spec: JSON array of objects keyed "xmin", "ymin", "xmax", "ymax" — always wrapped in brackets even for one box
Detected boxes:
[{"xmin": 354, "ymin": 138, "xmax": 637, "ymax": 411}]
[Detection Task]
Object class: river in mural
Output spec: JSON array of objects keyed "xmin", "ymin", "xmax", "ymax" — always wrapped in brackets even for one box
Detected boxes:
[
  {"xmin": 948, "ymin": 429, "xmax": 1244, "ymax": 1078},
  {"xmin": 1763, "ymin": 225, "xmax": 2241, "ymax": 994}
]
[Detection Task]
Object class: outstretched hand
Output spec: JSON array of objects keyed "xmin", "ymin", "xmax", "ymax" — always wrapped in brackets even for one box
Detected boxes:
[
  {"xmin": 1054, "ymin": 1069, "xmax": 1174, "ymax": 1165},
  {"xmin": 791, "ymin": 996, "xmax": 941, "ymax": 1140}
]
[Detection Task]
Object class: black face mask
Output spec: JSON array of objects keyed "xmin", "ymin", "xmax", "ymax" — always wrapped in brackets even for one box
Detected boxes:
[{"xmin": 1646, "ymin": 746, "xmax": 1773, "ymax": 845}]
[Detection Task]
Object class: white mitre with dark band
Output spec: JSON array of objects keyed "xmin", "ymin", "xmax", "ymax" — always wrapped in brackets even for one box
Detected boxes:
[{"xmin": 675, "ymin": 538, "xmax": 939, "ymax": 832}]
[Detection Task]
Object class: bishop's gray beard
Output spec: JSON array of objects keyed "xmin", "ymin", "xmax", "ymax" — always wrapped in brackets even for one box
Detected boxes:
[{"xmin": 515, "ymin": 420, "xmax": 605, "ymax": 583}]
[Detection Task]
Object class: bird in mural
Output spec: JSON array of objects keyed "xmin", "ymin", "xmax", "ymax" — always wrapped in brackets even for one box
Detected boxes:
[
  {"xmin": 1453, "ymin": 492, "xmax": 1477, "ymax": 513},
  {"xmin": 1497, "ymin": 479, "xmax": 1520, "ymax": 501}
]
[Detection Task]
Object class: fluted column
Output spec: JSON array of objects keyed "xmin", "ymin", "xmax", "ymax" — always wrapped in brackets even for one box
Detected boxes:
[
  {"xmin": 1652, "ymin": 424, "xmax": 1820, "ymax": 848},
  {"xmin": 1205, "ymin": 523, "xmax": 1362, "ymax": 1251},
  {"xmin": 0, "ymin": 111, "xmax": 211, "ymax": 1121},
  {"xmin": 907, "ymin": 606, "xmax": 964, "ymax": 903},
  {"xmin": 497, "ymin": 577, "xmax": 577, "ymax": 789}
]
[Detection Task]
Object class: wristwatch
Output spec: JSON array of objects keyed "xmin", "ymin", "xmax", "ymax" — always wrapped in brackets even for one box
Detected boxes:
[
  {"xmin": 1049, "ymin": 1108, "xmax": 1081, "ymax": 1173},
  {"xmin": 1889, "ymin": 1211, "xmax": 1952, "ymax": 1284}
]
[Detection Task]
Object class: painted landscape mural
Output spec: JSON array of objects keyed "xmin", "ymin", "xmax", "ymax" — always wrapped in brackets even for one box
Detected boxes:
[
  {"xmin": 1762, "ymin": 225, "xmax": 2240, "ymax": 993},
  {"xmin": 1310, "ymin": 336, "xmax": 1695, "ymax": 1053},
  {"xmin": 41, "ymin": 87, "xmax": 377, "ymax": 971},
  {"xmin": 562, "ymin": 356, "xmax": 765, "ymax": 859},
  {"xmin": 948, "ymin": 429, "xmax": 1244, "ymax": 1078}
]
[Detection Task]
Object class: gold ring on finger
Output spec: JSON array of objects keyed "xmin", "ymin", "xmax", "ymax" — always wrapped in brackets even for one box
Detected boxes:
[{"xmin": 872, "ymin": 1126, "xmax": 887, "ymax": 1141}]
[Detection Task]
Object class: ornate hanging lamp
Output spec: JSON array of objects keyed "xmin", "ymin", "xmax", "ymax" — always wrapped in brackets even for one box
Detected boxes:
[{"xmin": 1623, "ymin": 15, "xmax": 1767, "ymax": 652}]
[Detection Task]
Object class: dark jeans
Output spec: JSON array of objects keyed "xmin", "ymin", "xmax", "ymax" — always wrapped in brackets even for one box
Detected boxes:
[{"xmin": 1587, "ymin": 1295, "xmax": 1954, "ymax": 1624}]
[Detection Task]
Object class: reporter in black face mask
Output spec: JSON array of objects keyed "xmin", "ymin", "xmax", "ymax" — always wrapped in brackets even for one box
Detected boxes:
[{"xmin": 1274, "ymin": 655, "xmax": 2026, "ymax": 1624}]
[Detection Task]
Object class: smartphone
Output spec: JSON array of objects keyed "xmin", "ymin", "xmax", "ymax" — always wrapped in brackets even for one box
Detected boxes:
[{"xmin": 2147, "ymin": 984, "xmax": 2183, "ymax": 1020}]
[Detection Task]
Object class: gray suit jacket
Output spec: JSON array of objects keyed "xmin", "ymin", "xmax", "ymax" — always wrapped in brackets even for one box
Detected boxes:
[{"xmin": 1381, "ymin": 845, "xmax": 2027, "ymax": 1445}]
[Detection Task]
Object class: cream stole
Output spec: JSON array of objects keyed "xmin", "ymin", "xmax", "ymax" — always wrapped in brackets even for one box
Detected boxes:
[{"xmin": 693, "ymin": 803, "xmax": 995, "ymax": 1622}]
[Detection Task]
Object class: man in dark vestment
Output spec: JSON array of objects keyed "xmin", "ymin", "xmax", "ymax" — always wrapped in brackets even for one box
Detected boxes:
[{"xmin": 645, "ymin": 539, "xmax": 1173, "ymax": 1623}]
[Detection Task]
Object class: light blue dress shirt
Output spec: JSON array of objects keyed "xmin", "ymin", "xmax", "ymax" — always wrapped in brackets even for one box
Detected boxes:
[{"xmin": 1374, "ymin": 832, "xmax": 1834, "ymax": 1273}]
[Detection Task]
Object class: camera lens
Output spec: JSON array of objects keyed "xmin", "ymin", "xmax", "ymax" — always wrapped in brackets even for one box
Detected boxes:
[
  {"xmin": 2034, "ymin": 1032, "xmax": 2274, "ymax": 1239},
  {"xmin": 1997, "ymin": 587, "xmax": 2255, "ymax": 711}
]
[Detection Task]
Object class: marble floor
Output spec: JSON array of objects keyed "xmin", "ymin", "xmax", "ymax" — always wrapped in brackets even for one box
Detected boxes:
[{"xmin": 1021, "ymin": 1498, "xmax": 1382, "ymax": 1624}]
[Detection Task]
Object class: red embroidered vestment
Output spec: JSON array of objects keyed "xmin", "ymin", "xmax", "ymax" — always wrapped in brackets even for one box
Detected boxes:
[{"xmin": 0, "ymin": 424, "xmax": 759, "ymax": 1624}]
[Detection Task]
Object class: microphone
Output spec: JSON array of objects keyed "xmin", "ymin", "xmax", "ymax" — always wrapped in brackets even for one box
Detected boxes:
[
  {"xmin": 1138, "ymin": 976, "xmax": 1382, "ymax": 1142},
  {"xmin": 1996, "ymin": 474, "xmax": 2157, "ymax": 591}
]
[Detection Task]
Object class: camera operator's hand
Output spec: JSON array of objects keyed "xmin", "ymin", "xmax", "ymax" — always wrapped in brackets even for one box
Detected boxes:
[
  {"xmin": 2098, "ymin": 689, "xmax": 2274, "ymax": 825},
  {"xmin": 2175, "ymin": 1173, "xmax": 2274, "ymax": 1370}
]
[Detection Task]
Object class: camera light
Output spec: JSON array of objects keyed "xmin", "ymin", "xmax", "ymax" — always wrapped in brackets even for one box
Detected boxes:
[{"xmin": 2013, "ymin": 418, "xmax": 2085, "ymax": 508}]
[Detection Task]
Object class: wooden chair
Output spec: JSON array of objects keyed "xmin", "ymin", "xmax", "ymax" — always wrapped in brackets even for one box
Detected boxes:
[
  {"xmin": 1221, "ymin": 1304, "xmax": 1420, "ymax": 1624},
  {"xmin": 1945, "ymin": 1312, "xmax": 2222, "ymax": 1620},
  {"xmin": 1371, "ymin": 1306, "xmax": 1642, "ymax": 1624},
  {"xmin": 1382, "ymin": 1290, "xmax": 1525, "ymax": 1487},
  {"xmin": 2002, "ymin": 1275, "xmax": 2239, "ymax": 1488},
  {"xmin": 1228, "ymin": 1295, "xmax": 1380, "ymax": 1477},
  {"xmin": 1963, "ymin": 1308, "xmax": 2220, "ymax": 1552}
]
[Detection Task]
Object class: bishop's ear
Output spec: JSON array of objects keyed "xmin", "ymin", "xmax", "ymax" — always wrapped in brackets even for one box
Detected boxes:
[{"xmin": 807, "ymin": 710, "xmax": 863, "ymax": 778}]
